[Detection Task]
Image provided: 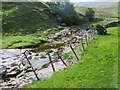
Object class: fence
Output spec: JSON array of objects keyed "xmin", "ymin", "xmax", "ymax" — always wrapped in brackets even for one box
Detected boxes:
[{"xmin": 24, "ymin": 28, "xmax": 97, "ymax": 80}]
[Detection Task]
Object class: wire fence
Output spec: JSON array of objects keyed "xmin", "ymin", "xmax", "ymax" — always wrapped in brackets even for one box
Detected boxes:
[{"xmin": 23, "ymin": 28, "xmax": 97, "ymax": 80}]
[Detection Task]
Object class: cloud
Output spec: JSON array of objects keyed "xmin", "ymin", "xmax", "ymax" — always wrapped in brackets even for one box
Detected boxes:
[
  {"xmin": 70, "ymin": 0, "xmax": 96, "ymax": 3},
  {"xmin": 70, "ymin": 0, "xmax": 119, "ymax": 2}
]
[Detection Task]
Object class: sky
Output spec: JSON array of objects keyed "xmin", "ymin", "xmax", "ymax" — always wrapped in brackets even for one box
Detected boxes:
[
  {"xmin": 70, "ymin": 0, "xmax": 119, "ymax": 3},
  {"xmin": 41, "ymin": 0, "xmax": 119, "ymax": 2},
  {"xmin": 1, "ymin": 0, "xmax": 119, "ymax": 2},
  {"xmin": 70, "ymin": 0, "xmax": 96, "ymax": 3}
]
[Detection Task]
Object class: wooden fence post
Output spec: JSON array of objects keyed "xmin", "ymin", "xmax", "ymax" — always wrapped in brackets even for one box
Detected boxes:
[
  {"xmin": 88, "ymin": 34, "xmax": 91, "ymax": 43},
  {"xmin": 85, "ymin": 35, "xmax": 88, "ymax": 46},
  {"xmin": 24, "ymin": 51, "xmax": 40, "ymax": 80},
  {"xmin": 81, "ymin": 40, "xmax": 85, "ymax": 51},
  {"xmin": 47, "ymin": 52, "xmax": 55, "ymax": 72},
  {"xmin": 56, "ymin": 51, "xmax": 67, "ymax": 66},
  {"xmin": 69, "ymin": 44, "xmax": 79, "ymax": 60}
]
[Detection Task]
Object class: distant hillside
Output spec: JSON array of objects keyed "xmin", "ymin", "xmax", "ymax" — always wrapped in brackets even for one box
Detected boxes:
[
  {"xmin": 74, "ymin": 2, "xmax": 118, "ymax": 15},
  {"xmin": 75, "ymin": 6, "xmax": 118, "ymax": 18}
]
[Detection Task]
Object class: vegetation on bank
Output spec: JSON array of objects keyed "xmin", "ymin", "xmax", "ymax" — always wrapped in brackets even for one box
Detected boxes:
[
  {"xmin": 1, "ymin": 27, "xmax": 65, "ymax": 49},
  {"xmin": 23, "ymin": 26, "xmax": 118, "ymax": 88},
  {"xmin": 1, "ymin": 35, "xmax": 46, "ymax": 49}
]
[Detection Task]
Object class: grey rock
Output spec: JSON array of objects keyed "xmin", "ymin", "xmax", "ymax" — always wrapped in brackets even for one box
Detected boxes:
[
  {"xmin": 2, "ymin": 61, "xmax": 6, "ymax": 63},
  {"xmin": 0, "ymin": 65, "xmax": 7, "ymax": 75}
]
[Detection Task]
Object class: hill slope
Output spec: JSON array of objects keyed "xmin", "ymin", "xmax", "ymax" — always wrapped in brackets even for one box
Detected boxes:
[
  {"xmin": 74, "ymin": 2, "xmax": 118, "ymax": 15},
  {"xmin": 2, "ymin": 2, "xmax": 59, "ymax": 35},
  {"xmin": 75, "ymin": 6, "xmax": 118, "ymax": 18}
]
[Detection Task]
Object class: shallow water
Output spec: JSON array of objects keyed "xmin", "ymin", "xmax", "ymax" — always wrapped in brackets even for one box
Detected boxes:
[
  {"xmin": 24, "ymin": 42, "xmax": 67, "ymax": 69},
  {"xmin": 26, "ymin": 33, "xmax": 75, "ymax": 69},
  {"xmin": 30, "ymin": 42, "xmax": 66, "ymax": 53}
]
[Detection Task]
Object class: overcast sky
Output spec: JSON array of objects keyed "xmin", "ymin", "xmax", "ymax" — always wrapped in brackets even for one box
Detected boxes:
[
  {"xmin": 70, "ymin": 0, "xmax": 119, "ymax": 3},
  {"xmin": 41, "ymin": 0, "xmax": 119, "ymax": 2},
  {"xmin": 1, "ymin": 0, "xmax": 119, "ymax": 2}
]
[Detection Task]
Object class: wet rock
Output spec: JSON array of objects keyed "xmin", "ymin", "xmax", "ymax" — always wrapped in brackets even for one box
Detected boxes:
[
  {"xmin": 0, "ymin": 65, "xmax": 7, "ymax": 76},
  {"xmin": 7, "ymin": 71, "xmax": 20, "ymax": 77},
  {"xmin": 11, "ymin": 57, "xmax": 19, "ymax": 60},
  {"xmin": 28, "ymin": 56, "xmax": 32, "ymax": 60},
  {"xmin": 17, "ymin": 71, "xmax": 26, "ymax": 78},
  {"xmin": 35, "ymin": 54, "xmax": 39, "ymax": 56},
  {"xmin": 67, "ymin": 56, "xmax": 73, "ymax": 60},
  {"xmin": 7, "ymin": 66, "xmax": 19, "ymax": 73},
  {"xmin": 10, "ymin": 62, "xmax": 17, "ymax": 67},
  {"xmin": 2, "ymin": 61, "xmax": 6, "ymax": 63}
]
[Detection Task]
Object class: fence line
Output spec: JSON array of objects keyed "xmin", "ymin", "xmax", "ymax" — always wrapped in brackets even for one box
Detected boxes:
[{"xmin": 23, "ymin": 28, "xmax": 97, "ymax": 80}]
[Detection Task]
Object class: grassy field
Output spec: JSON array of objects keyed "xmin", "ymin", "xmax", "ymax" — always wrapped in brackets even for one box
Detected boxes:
[{"xmin": 23, "ymin": 26, "xmax": 118, "ymax": 88}]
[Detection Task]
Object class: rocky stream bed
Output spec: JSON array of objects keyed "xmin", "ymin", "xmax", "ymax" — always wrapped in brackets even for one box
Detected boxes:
[{"xmin": 0, "ymin": 27, "xmax": 96, "ymax": 89}]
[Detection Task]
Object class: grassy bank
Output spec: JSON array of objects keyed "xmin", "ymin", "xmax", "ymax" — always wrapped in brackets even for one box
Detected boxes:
[
  {"xmin": 1, "ymin": 35, "xmax": 46, "ymax": 49},
  {"xmin": 1, "ymin": 27, "xmax": 66, "ymax": 49},
  {"xmin": 23, "ymin": 26, "xmax": 118, "ymax": 88}
]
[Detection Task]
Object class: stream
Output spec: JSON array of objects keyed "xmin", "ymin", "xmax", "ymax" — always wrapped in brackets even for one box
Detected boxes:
[{"xmin": 0, "ymin": 27, "xmax": 95, "ymax": 88}]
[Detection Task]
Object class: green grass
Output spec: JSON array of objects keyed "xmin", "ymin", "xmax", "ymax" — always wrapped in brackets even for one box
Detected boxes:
[
  {"xmin": 1, "ymin": 26, "xmax": 67, "ymax": 49},
  {"xmin": 23, "ymin": 26, "xmax": 118, "ymax": 88},
  {"xmin": 1, "ymin": 35, "xmax": 46, "ymax": 49}
]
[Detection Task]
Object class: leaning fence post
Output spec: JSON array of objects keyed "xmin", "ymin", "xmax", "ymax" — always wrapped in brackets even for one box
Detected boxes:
[
  {"xmin": 69, "ymin": 44, "xmax": 79, "ymax": 60},
  {"xmin": 80, "ymin": 40, "xmax": 85, "ymax": 51},
  {"xmin": 56, "ymin": 51, "xmax": 67, "ymax": 66},
  {"xmin": 47, "ymin": 51, "xmax": 55, "ymax": 72},
  {"xmin": 85, "ymin": 35, "xmax": 88, "ymax": 46},
  {"xmin": 88, "ymin": 34, "xmax": 91, "ymax": 43},
  {"xmin": 24, "ymin": 51, "xmax": 40, "ymax": 80}
]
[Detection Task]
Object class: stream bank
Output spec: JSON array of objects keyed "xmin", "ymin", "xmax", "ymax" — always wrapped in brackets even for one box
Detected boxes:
[
  {"xmin": 1, "ymin": 19, "xmax": 119, "ymax": 88},
  {"xmin": 1, "ymin": 26, "xmax": 96, "ymax": 88}
]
